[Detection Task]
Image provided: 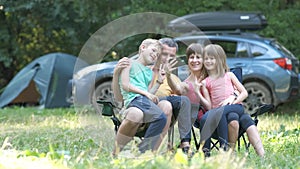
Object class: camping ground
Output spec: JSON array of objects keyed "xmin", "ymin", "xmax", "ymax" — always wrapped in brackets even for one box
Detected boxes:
[{"xmin": 0, "ymin": 102, "xmax": 299, "ymax": 169}]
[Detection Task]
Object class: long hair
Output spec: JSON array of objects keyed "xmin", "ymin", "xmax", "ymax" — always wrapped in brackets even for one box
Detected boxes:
[{"xmin": 203, "ymin": 44, "xmax": 229, "ymax": 78}]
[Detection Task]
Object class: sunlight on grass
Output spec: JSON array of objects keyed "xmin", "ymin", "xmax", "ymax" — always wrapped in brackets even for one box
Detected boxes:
[
  {"xmin": 258, "ymin": 113, "xmax": 299, "ymax": 132},
  {"xmin": 0, "ymin": 107, "xmax": 299, "ymax": 168},
  {"xmin": 0, "ymin": 149, "xmax": 68, "ymax": 169}
]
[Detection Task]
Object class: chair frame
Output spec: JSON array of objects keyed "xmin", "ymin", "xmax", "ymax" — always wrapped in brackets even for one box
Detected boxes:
[{"xmin": 192, "ymin": 104, "xmax": 274, "ymax": 151}]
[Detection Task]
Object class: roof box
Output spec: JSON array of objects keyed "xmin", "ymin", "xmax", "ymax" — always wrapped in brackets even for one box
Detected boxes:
[{"xmin": 168, "ymin": 11, "xmax": 268, "ymax": 33}]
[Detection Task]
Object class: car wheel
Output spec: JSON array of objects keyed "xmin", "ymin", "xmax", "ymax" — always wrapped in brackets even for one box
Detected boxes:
[
  {"xmin": 243, "ymin": 82, "xmax": 272, "ymax": 115},
  {"xmin": 91, "ymin": 81, "xmax": 113, "ymax": 114}
]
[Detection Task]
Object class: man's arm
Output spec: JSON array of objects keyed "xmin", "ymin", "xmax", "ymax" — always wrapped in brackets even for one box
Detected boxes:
[{"xmin": 112, "ymin": 57, "xmax": 130, "ymax": 102}]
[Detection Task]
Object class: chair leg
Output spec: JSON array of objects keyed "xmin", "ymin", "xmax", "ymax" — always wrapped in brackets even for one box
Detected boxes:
[
  {"xmin": 211, "ymin": 140, "xmax": 219, "ymax": 151},
  {"xmin": 191, "ymin": 127, "xmax": 200, "ymax": 151},
  {"xmin": 168, "ymin": 125, "xmax": 174, "ymax": 150}
]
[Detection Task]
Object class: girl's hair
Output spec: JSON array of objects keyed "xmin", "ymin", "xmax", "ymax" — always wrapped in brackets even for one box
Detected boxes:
[
  {"xmin": 185, "ymin": 43, "xmax": 203, "ymax": 60},
  {"xmin": 203, "ymin": 44, "xmax": 229, "ymax": 78}
]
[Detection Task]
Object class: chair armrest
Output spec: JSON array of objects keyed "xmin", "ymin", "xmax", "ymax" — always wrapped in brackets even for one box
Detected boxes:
[{"xmin": 251, "ymin": 104, "xmax": 274, "ymax": 117}]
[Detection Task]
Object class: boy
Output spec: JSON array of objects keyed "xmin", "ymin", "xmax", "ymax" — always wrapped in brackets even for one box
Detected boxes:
[{"xmin": 114, "ymin": 39, "xmax": 167, "ymax": 154}]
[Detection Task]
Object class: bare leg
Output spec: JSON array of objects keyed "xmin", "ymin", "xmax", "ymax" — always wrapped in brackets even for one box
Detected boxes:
[
  {"xmin": 155, "ymin": 100, "xmax": 172, "ymax": 150},
  {"xmin": 246, "ymin": 125, "xmax": 265, "ymax": 157},
  {"xmin": 113, "ymin": 107, "xmax": 143, "ymax": 156},
  {"xmin": 228, "ymin": 120, "xmax": 239, "ymax": 150}
]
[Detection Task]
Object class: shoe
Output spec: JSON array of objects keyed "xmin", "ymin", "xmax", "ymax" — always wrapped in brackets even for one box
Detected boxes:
[
  {"xmin": 202, "ymin": 148, "xmax": 211, "ymax": 158},
  {"xmin": 182, "ymin": 146, "xmax": 190, "ymax": 154},
  {"xmin": 182, "ymin": 146, "xmax": 195, "ymax": 158}
]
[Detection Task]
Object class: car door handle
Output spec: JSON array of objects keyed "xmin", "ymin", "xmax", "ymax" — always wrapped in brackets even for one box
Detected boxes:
[{"xmin": 233, "ymin": 63, "xmax": 246, "ymax": 67}]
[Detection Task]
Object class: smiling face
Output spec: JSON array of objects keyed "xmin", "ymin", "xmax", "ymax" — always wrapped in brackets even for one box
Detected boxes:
[
  {"xmin": 188, "ymin": 53, "xmax": 203, "ymax": 73},
  {"xmin": 186, "ymin": 43, "xmax": 204, "ymax": 74},
  {"xmin": 139, "ymin": 39, "xmax": 161, "ymax": 65},
  {"xmin": 141, "ymin": 43, "xmax": 160, "ymax": 65},
  {"xmin": 203, "ymin": 54, "xmax": 216, "ymax": 71},
  {"xmin": 160, "ymin": 44, "xmax": 177, "ymax": 64}
]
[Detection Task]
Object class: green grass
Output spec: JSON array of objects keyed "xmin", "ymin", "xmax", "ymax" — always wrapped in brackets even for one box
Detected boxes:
[{"xmin": 0, "ymin": 103, "xmax": 299, "ymax": 169}]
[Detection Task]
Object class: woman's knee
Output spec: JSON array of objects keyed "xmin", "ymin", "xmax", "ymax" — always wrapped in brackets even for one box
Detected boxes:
[
  {"xmin": 227, "ymin": 112, "xmax": 239, "ymax": 123},
  {"xmin": 240, "ymin": 114, "xmax": 255, "ymax": 130}
]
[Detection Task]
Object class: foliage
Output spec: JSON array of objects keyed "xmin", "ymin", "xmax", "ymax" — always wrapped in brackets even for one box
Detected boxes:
[
  {"xmin": 0, "ymin": 0, "xmax": 300, "ymax": 89},
  {"xmin": 0, "ymin": 107, "xmax": 299, "ymax": 168}
]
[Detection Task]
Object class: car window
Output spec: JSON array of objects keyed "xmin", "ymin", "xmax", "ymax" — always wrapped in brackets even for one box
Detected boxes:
[
  {"xmin": 210, "ymin": 40, "xmax": 237, "ymax": 58},
  {"xmin": 270, "ymin": 41, "xmax": 295, "ymax": 58},
  {"xmin": 249, "ymin": 43, "xmax": 267, "ymax": 57},
  {"xmin": 236, "ymin": 42, "xmax": 249, "ymax": 58}
]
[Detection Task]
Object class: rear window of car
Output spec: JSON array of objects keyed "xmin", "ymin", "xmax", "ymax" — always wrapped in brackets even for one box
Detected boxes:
[
  {"xmin": 249, "ymin": 43, "xmax": 267, "ymax": 57},
  {"xmin": 270, "ymin": 41, "xmax": 295, "ymax": 58}
]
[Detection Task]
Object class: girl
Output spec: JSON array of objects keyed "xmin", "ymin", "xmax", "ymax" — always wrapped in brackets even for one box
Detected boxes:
[{"xmin": 201, "ymin": 44, "xmax": 265, "ymax": 157}]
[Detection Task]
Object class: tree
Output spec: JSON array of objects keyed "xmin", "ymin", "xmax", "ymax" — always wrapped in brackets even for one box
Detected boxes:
[{"xmin": 0, "ymin": 0, "xmax": 299, "ymax": 90}]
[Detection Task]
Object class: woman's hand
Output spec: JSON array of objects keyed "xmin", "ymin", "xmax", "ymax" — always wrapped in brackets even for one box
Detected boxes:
[{"xmin": 219, "ymin": 95, "xmax": 236, "ymax": 106}]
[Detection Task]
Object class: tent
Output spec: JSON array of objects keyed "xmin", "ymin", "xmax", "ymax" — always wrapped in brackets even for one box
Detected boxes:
[{"xmin": 0, "ymin": 52, "xmax": 88, "ymax": 108}]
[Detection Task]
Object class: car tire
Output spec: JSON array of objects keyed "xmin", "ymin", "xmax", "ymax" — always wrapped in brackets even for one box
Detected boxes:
[
  {"xmin": 91, "ymin": 81, "xmax": 113, "ymax": 114},
  {"xmin": 243, "ymin": 82, "xmax": 272, "ymax": 115}
]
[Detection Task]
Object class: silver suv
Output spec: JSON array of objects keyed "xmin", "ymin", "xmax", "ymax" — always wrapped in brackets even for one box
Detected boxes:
[{"xmin": 67, "ymin": 32, "xmax": 299, "ymax": 114}]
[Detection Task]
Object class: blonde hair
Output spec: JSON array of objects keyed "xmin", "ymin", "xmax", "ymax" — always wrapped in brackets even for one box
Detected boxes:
[
  {"xmin": 203, "ymin": 44, "xmax": 229, "ymax": 78},
  {"xmin": 139, "ymin": 38, "xmax": 162, "ymax": 54}
]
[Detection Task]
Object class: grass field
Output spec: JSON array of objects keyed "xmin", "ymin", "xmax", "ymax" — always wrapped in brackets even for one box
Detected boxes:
[{"xmin": 0, "ymin": 101, "xmax": 299, "ymax": 169}]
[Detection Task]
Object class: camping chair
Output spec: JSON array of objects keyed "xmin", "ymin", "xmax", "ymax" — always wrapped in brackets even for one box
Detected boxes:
[
  {"xmin": 191, "ymin": 67, "xmax": 274, "ymax": 152},
  {"xmin": 96, "ymin": 99, "xmax": 175, "ymax": 149},
  {"xmin": 96, "ymin": 99, "xmax": 147, "ymax": 138}
]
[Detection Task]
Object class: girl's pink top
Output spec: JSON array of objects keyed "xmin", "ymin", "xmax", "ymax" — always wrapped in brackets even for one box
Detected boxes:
[{"xmin": 205, "ymin": 72, "xmax": 234, "ymax": 109}]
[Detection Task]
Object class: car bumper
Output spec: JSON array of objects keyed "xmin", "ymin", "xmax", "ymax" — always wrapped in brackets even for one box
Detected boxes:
[{"xmin": 65, "ymin": 78, "xmax": 93, "ymax": 105}]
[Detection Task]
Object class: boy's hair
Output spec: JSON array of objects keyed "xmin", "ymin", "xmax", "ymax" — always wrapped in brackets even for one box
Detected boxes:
[
  {"xmin": 186, "ymin": 43, "xmax": 203, "ymax": 59},
  {"xmin": 159, "ymin": 38, "xmax": 178, "ymax": 51},
  {"xmin": 203, "ymin": 44, "xmax": 229, "ymax": 78},
  {"xmin": 139, "ymin": 38, "xmax": 162, "ymax": 54}
]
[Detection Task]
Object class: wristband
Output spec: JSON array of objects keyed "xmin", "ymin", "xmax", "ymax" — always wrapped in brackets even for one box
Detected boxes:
[
  {"xmin": 232, "ymin": 92, "xmax": 238, "ymax": 100},
  {"xmin": 156, "ymin": 80, "xmax": 163, "ymax": 84}
]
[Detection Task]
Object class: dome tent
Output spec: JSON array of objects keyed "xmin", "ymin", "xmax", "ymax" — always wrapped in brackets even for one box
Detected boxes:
[{"xmin": 0, "ymin": 52, "xmax": 88, "ymax": 108}]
